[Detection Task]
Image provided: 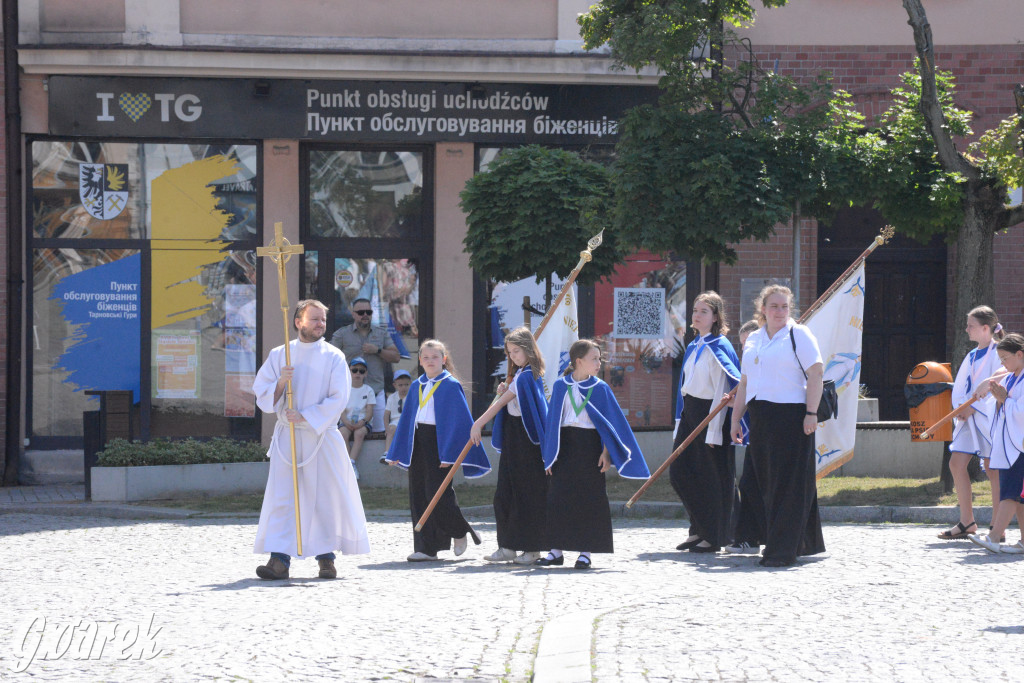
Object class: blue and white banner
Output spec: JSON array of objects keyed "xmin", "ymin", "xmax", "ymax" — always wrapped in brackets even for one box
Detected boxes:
[{"xmin": 807, "ymin": 264, "xmax": 865, "ymax": 477}]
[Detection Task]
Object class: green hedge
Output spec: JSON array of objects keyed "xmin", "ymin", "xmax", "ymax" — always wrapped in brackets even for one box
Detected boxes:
[{"xmin": 96, "ymin": 438, "xmax": 267, "ymax": 467}]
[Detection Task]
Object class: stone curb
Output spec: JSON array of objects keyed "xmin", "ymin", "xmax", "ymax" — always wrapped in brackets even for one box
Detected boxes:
[{"xmin": 0, "ymin": 500, "xmax": 997, "ymax": 526}]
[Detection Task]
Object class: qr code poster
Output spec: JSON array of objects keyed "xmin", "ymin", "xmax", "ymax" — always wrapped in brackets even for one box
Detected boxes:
[{"xmin": 612, "ymin": 288, "xmax": 665, "ymax": 340}]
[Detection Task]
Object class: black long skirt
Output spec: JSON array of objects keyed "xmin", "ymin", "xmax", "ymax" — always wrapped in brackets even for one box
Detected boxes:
[
  {"xmin": 746, "ymin": 400, "xmax": 826, "ymax": 563},
  {"xmin": 668, "ymin": 396, "xmax": 736, "ymax": 547},
  {"xmin": 493, "ymin": 415, "xmax": 548, "ymax": 551},
  {"xmin": 545, "ymin": 427, "xmax": 613, "ymax": 553},
  {"xmin": 731, "ymin": 447, "xmax": 766, "ymax": 547},
  {"xmin": 408, "ymin": 424, "xmax": 476, "ymax": 555}
]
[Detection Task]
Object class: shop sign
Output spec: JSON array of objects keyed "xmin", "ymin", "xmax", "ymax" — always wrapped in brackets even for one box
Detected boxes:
[{"xmin": 49, "ymin": 77, "xmax": 657, "ymax": 144}]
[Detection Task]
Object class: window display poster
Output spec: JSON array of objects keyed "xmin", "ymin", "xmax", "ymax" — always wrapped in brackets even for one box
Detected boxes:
[
  {"xmin": 605, "ymin": 339, "xmax": 674, "ymax": 428},
  {"xmin": 49, "ymin": 253, "xmax": 141, "ymax": 401},
  {"xmin": 224, "ymin": 374, "xmax": 256, "ymax": 417},
  {"xmin": 153, "ymin": 330, "xmax": 200, "ymax": 399}
]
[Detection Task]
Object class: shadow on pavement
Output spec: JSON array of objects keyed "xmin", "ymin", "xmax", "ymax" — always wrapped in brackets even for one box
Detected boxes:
[{"xmin": 199, "ymin": 577, "xmax": 328, "ymax": 591}]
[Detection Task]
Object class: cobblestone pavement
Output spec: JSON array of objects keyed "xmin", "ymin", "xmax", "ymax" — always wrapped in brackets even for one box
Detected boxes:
[{"xmin": 1, "ymin": 513, "xmax": 1022, "ymax": 681}]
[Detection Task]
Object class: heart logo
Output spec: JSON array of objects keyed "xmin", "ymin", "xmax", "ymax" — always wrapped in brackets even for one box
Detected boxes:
[{"xmin": 118, "ymin": 93, "xmax": 152, "ymax": 122}]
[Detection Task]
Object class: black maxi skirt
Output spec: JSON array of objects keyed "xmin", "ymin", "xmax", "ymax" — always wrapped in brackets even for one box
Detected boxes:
[
  {"xmin": 545, "ymin": 427, "xmax": 613, "ymax": 553},
  {"xmin": 493, "ymin": 415, "xmax": 548, "ymax": 551},
  {"xmin": 746, "ymin": 400, "xmax": 826, "ymax": 563},
  {"xmin": 668, "ymin": 395, "xmax": 736, "ymax": 547},
  {"xmin": 408, "ymin": 424, "xmax": 478, "ymax": 555}
]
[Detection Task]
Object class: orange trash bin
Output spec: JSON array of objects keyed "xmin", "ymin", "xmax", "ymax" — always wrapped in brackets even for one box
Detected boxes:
[{"xmin": 905, "ymin": 361, "xmax": 954, "ymax": 442}]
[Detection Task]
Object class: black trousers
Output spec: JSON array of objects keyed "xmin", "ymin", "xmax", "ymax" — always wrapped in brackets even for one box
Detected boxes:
[
  {"xmin": 408, "ymin": 424, "xmax": 474, "ymax": 555},
  {"xmin": 746, "ymin": 400, "xmax": 826, "ymax": 563},
  {"xmin": 545, "ymin": 427, "xmax": 613, "ymax": 553},
  {"xmin": 493, "ymin": 415, "xmax": 548, "ymax": 551},
  {"xmin": 668, "ymin": 396, "xmax": 736, "ymax": 547}
]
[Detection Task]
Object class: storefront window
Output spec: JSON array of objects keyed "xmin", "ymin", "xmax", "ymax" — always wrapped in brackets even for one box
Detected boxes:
[
  {"xmin": 330, "ymin": 257, "xmax": 421, "ymax": 387},
  {"xmin": 308, "ymin": 150, "xmax": 424, "ymax": 238},
  {"xmin": 29, "ymin": 140, "xmax": 259, "ymax": 444},
  {"xmin": 150, "ymin": 249, "xmax": 258, "ymax": 437},
  {"xmin": 31, "ymin": 248, "xmax": 141, "ymax": 437}
]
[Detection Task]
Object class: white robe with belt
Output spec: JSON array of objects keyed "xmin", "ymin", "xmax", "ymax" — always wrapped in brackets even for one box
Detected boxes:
[{"xmin": 252, "ymin": 338, "xmax": 370, "ymax": 558}]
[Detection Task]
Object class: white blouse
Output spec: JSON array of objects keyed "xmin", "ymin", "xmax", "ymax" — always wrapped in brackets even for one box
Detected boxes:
[
  {"xmin": 559, "ymin": 377, "xmax": 597, "ymax": 429},
  {"xmin": 741, "ymin": 321, "xmax": 822, "ymax": 405},
  {"xmin": 414, "ymin": 375, "xmax": 443, "ymax": 426},
  {"xmin": 506, "ymin": 368, "xmax": 523, "ymax": 418},
  {"xmin": 682, "ymin": 335, "xmax": 724, "ymax": 400}
]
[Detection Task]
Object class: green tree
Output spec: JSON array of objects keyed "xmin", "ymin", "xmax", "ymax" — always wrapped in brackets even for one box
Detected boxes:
[
  {"xmin": 459, "ymin": 145, "xmax": 628, "ymax": 296},
  {"xmin": 580, "ymin": 0, "xmax": 865, "ymax": 265},
  {"xmin": 890, "ymin": 0, "xmax": 1024, "ymax": 363}
]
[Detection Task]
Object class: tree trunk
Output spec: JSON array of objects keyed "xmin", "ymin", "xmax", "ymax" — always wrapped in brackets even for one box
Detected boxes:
[{"xmin": 950, "ymin": 190, "xmax": 996, "ymax": 370}]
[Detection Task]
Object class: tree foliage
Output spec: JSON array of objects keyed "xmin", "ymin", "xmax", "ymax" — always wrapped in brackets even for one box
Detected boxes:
[
  {"xmin": 459, "ymin": 145, "xmax": 628, "ymax": 285},
  {"xmin": 580, "ymin": 0, "xmax": 873, "ymax": 263},
  {"xmin": 580, "ymin": 0, "xmax": 787, "ymax": 107}
]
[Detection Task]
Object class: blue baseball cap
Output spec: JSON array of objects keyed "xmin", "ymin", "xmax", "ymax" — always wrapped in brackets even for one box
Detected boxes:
[
  {"xmin": 349, "ymin": 356, "xmax": 367, "ymax": 368},
  {"xmin": 393, "ymin": 369, "xmax": 411, "ymax": 380}
]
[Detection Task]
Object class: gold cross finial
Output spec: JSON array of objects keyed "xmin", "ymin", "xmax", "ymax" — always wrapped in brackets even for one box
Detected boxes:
[{"xmin": 256, "ymin": 221, "xmax": 304, "ymax": 264}]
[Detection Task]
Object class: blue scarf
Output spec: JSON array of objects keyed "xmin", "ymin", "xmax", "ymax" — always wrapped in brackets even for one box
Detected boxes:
[
  {"xmin": 541, "ymin": 375, "xmax": 650, "ymax": 479},
  {"xmin": 384, "ymin": 370, "xmax": 491, "ymax": 478},
  {"xmin": 491, "ymin": 367, "xmax": 548, "ymax": 452}
]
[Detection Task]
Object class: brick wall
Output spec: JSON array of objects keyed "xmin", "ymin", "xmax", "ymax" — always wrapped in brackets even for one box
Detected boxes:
[{"xmin": 723, "ymin": 44, "xmax": 1024, "ymax": 344}]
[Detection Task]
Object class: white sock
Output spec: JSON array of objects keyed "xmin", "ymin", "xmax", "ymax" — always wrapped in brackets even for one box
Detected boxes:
[
  {"xmin": 547, "ymin": 549, "xmax": 563, "ymax": 560},
  {"xmin": 578, "ymin": 552, "xmax": 591, "ymax": 564}
]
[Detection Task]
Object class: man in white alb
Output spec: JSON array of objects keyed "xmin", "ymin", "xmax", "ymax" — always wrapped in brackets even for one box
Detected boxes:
[{"xmin": 252, "ymin": 299, "xmax": 370, "ymax": 580}]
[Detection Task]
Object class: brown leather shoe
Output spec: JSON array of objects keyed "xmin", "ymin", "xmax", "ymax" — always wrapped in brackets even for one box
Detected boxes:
[
  {"xmin": 256, "ymin": 556, "xmax": 289, "ymax": 580},
  {"xmin": 318, "ymin": 558, "xmax": 337, "ymax": 579}
]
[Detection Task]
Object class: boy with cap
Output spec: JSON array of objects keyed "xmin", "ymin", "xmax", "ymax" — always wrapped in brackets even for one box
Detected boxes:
[{"xmin": 383, "ymin": 369, "xmax": 413, "ymax": 454}]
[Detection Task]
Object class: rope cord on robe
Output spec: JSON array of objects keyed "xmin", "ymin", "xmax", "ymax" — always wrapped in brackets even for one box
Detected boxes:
[
  {"xmin": 415, "ymin": 230, "xmax": 605, "ymax": 534},
  {"xmin": 919, "ymin": 369, "xmax": 1010, "ymax": 440},
  {"xmin": 627, "ymin": 226, "xmax": 898, "ymax": 508},
  {"xmin": 269, "ymin": 421, "xmax": 328, "ymax": 468}
]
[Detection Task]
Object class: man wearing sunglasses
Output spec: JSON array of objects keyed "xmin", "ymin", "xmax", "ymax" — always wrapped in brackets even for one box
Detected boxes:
[{"xmin": 330, "ymin": 297, "xmax": 400, "ymax": 433}]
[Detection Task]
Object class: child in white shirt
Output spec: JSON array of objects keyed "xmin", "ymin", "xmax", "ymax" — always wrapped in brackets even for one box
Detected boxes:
[
  {"xmin": 384, "ymin": 369, "xmax": 413, "ymax": 454},
  {"xmin": 340, "ymin": 357, "xmax": 376, "ymax": 480}
]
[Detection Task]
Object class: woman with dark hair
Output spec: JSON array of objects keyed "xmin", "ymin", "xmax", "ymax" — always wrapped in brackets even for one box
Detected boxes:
[
  {"xmin": 729, "ymin": 285, "xmax": 826, "ymax": 567},
  {"xmin": 670, "ymin": 291, "xmax": 741, "ymax": 554}
]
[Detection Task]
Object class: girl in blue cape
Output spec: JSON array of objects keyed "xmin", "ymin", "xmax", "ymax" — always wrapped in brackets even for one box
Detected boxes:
[
  {"xmin": 470, "ymin": 327, "xmax": 549, "ymax": 565},
  {"xmin": 385, "ymin": 339, "xmax": 491, "ymax": 562},
  {"xmin": 671, "ymin": 291, "xmax": 741, "ymax": 554},
  {"xmin": 535, "ymin": 339, "xmax": 650, "ymax": 570}
]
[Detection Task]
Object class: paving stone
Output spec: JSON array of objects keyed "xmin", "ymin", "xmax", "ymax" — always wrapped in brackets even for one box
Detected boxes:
[{"xmin": 1, "ymin": 513, "xmax": 1023, "ymax": 680}]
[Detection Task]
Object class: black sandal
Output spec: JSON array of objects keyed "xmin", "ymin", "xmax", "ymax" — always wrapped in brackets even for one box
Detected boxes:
[{"xmin": 937, "ymin": 521, "xmax": 977, "ymax": 539}]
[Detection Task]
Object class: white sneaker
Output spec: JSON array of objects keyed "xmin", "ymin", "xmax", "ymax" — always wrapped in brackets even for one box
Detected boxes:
[
  {"xmin": 968, "ymin": 533, "xmax": 1001, "ymax": 553},
  {"xmin": 484, "ymin": 548, "xmax": 517, "ymax": 562},
  {"xmin": 723, "ymin": 542, "xmax": 760, "ymax": 555},
  {"xmin": 514, "ymin": 551, "xmax": 542, "ymax": 565},
  {"xmin": 406, "ymin": 552, "xmax": 439, "ymax": 562},
  {"xmin": 999, "ymin": 540, "xmax": 1024, "ymax": 554},
  {"xmin": 454, "ymin": 534, "xmax": 469, "ymax": 557}
]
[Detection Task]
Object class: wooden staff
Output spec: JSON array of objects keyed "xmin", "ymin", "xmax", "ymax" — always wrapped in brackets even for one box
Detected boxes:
[
  {"xmin": 918, "ymin": 370, "xmax": 1010, "ymax": 440},
  {"xmin": 414, "ymin": 230, "xmax": 605, "ymax": 533},
  {"xmin": 626, "ymin": 226, "xmax": 898, "ymax": 507},
  {"xmin": 256, "ymin": 222, "xmax": 306, "ymax": 556},
  {"xmin": 626, "ymin": 388, "xmax": 737, "ymax": 509}
]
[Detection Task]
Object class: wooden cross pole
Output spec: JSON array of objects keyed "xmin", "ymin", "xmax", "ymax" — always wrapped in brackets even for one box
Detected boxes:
[{"xmin": 256, "ymin": 221, "xmax": 306, "ymax": 556}]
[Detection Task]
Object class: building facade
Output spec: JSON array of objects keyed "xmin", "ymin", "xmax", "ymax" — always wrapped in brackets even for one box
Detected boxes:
[{"xmin": 5, "ymin": 0, "xmax": 1024, "ymax": 475}]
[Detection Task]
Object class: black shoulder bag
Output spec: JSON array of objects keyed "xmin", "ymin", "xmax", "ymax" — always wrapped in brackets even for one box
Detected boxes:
[{"xmin": 790, "ymin": 328, "xmax": 838, "ymax": 422}]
